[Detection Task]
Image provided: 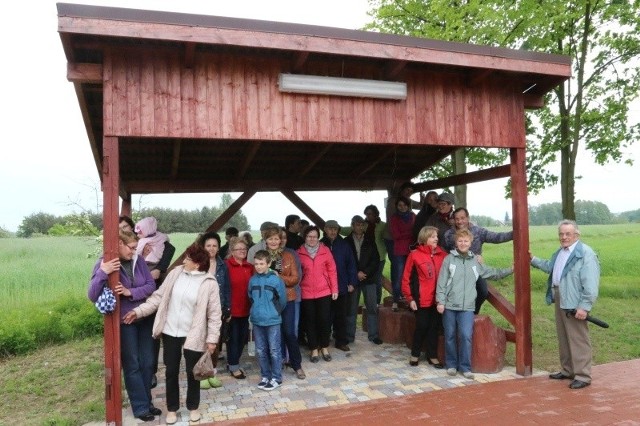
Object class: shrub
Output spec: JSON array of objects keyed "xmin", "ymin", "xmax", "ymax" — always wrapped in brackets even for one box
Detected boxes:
[{"xmin": 0, "ymin": 297, "xmax": 103, "ymax": 358}]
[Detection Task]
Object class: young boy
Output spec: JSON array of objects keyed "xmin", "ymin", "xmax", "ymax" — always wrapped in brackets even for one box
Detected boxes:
[
  {"xmin": 435, "ymin": 229, "xmax": 513, "ymax": 379},
  {"xmin": 249, "ymin": 250, "xmax": 287, "ymax": 391}
]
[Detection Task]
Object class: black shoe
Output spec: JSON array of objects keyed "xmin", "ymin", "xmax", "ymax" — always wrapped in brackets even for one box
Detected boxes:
[
  {"xmin": 569, "ymin": 379, "xmax": 590, "ymax": 389},
  {"xmin": 336, "ymin": 344, "xmax": 351, "ymax": 352},
  {"xmin": 321, "ymin": 350, "xmax": 332, "ymax": 362},
  {"xmin": 427, "ymin": 358, "xmax": 444, "ymax": 369},
  {"xmin": 136, "ymin": 412, "xmax": 155, "ymax": 422},
  {"xmin": 310, "ymin": 355, "xmax": 319, "ymax": 363},
  {"xmin": 549, "ymin": 372, "xmax": 572, "ymax": 380},
  {"xmin": 371, "ymin": 338, "xmax": 383, "ymax": 345},
  {"xmin": 150, "ymin": 374, "xmax": 157, "ymax": 388},
  {"xmin": 149, "ymin": 406, "xmax": 162, "ymax": 416}
]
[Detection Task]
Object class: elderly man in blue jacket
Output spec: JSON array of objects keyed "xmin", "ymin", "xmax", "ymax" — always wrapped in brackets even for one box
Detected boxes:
[{"xmin": 530, "ymin": 219, "xmax": 600, "ymax": 390}]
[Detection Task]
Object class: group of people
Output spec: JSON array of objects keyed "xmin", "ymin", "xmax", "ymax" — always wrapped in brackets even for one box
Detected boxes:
[
  {"xmin": 88, "ymin": 189, "xmax": 601, "ymax": 421},
  {"xmin": 384, "ymin": 182, "xmax": 599, "ymax": 389}
]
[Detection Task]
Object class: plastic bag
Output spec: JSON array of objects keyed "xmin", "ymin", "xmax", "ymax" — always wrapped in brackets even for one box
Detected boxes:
[
  {"xmin": 95, "ymin": 286, "xmax": 116, "ymax": 314},
  {"xmin": 193, "ymin": 351, "xmax": 216, "ymax": 380}
]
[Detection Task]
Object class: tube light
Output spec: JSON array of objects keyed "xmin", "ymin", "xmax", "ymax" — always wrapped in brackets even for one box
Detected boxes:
[{"xmin": 278, "ymin": 73, "xmax": 407, "ymax": 100}]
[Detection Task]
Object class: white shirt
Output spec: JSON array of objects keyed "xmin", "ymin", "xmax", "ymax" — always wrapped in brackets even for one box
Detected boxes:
[
  {"xmin": 163, "ymin": 270, "xmax": 206, "ymax": 337},
  {"xmin": 552, "ymin": 241, "xmax": 577, "ymax": 287}
]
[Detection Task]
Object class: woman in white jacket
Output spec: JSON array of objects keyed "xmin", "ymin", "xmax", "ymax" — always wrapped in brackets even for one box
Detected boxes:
[{"xmin": 124, "ymin": 243, "xmax": 222, "ymax": 425}]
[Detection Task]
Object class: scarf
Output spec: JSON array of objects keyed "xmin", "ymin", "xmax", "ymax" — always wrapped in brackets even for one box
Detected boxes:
[
  {"xmin": 397, "ymin": 210, "xmax": 413, "ymax": 223},
  {"xmin": 304, "ymin": 243, "xmax": 320, "ymax": 259},
  {"xmin": 268, "ymin": 248, "xmax": 284, "ymax": 272}
]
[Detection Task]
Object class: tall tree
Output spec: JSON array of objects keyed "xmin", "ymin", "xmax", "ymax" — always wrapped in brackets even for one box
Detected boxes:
[{"xmin": 366, "ymin": 0, "xmax": 640, "ymax": 218}]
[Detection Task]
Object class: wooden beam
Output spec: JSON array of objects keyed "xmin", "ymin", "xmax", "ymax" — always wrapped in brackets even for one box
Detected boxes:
[
  {"xmin": 125, "ymin": 177, "xmax": 397, "ymax": 193},
  {"xmin": 281, "ymin": 189, "xmax": 325, "ymax": 228},
  {"xmin": 67, "ymin": 62, "xmax": 102, "ymax": 83},
  {"xmin": 120, "ymin": 195, "xmax": 131, "ymax": 217},
  {"xmin": 523, "ymin": 93, "xmax": 545, "ymax": 109},
  {"xmin": 167, "ymin": 191, "xmax": 257, "ymax": 271},
  {"xmin": 413, "ymin": 164, "xmax": 510, "ymax": 192},
  {"xmin": 299, "ymin": 144, "xmax": 333, "ymax": 177},
  {"xmin": 239, "ymin": 142, "xmax": 262, "ymax": 178},
  {"xmin": 171, "ymin": 139, "xmax": 182, "ymax": 179},
  {"xmin": 354, "ymin": 146, "xmax": 397, "ymax": 179},
  {"xmin": 511, "ymin": 146, "xmax": 532, "ymax": 376},
  {"xmin": 102, "ymin": 136, "xmax": 122, "ymax": 425},
  {"xmin": 58, "ymin": 15, "xmax": 571, "ymax": 79},
  {"xmin": 504, "ymin": 329, "xmax": 516, "ymax": 343},
  {"xmin": 487, "ymin": 284, "xmax": 516, "ymax": 326}
]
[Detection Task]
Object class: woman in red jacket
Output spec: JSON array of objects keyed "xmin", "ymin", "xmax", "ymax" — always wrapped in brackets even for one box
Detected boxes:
[
  {"xmin": 401, "ymin": 226, "xmax": 447, "ymax": 368},
  {"xmin": 225, "ymin": 237, "xmax": 255, "ymax": 379},
  {"xmin": 297, "ymin": 226, "xmax": 338, "ymax": 363}
]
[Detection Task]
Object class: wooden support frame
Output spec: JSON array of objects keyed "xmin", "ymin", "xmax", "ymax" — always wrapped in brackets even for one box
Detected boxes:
[
  {"xmin": 510, "ymin": 147, "xmax": 532, "ymax": 375},
  {"xmin": 281, "ymin": 189, "xmax": 325, "ymax": 228},
  {"xmin": 102, "ymin": 136, "xmax": 122, "ymax": 425}
]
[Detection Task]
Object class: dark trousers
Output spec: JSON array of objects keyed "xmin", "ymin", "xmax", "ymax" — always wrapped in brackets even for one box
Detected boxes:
[
  {"xmin": 226, "ymin": 316, "xmax": 249, "ymax": 372},
  {"xmin": 302, "ymin": 295, "xmax": 332, "ymax": 350},
  {"xmin": 411, "ymin": 306, "xmax": 441, "ymax": 359},
  {"xmin": 475, "ymin": 277, "xmax": 489, "ymax": 314},
  {"xmin": 331, "ymin": 293, "xmax": 349, "ymax": 347},
  {"xmin": 281, "ymin": 300, "xmax": 303, "ymax": 370},
  {"xmin": 162, "ymin": 334, "xmax": 202, "ymax": 411}
]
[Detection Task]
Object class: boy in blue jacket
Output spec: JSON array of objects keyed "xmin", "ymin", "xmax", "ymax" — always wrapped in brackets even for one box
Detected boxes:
[{"xmin": 249, "ymin": 250, "xmax": 287, "ymax": 391}]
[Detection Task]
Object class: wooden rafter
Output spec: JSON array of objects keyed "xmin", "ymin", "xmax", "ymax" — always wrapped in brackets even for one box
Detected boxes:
[
  {"xmin": 298, "ymin": 144, "xmax": 333, "ymax": 178},
  {"xmin": 171, "ymin": 139, "xmax": 181, "ymax": 179},
  {"xmin": 239, "ymin": 142, "xmax": 262, "ymax": 178}
]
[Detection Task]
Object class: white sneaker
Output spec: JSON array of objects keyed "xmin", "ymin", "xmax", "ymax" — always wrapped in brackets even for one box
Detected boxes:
[
  {"xmin": 463, "ymin": 371, "xmax": 475, "ymax": 379},
  {"xmin": 257, "ymin": 377, "xmax": 269, "ymax": 389},
  {"xmin": 165, "ymin": 411, "xmax": 177, "ymax": 424},
  {"xmin": 447, "ymin": 368, "xmax": 457, "ymax": 376}
]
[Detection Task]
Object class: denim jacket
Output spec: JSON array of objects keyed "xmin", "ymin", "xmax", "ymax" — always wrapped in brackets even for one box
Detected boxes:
[{"xmin": 531, "ymin": 241, "xmax": 600, "ymax": 311}]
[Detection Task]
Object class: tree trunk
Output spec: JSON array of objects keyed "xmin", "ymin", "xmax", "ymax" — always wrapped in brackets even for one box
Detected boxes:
[{"xmin": 453, "ymin": 148, "xmax": 467, "ymax": 207}]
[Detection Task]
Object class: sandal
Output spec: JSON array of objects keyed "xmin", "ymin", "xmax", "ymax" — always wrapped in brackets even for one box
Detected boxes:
[{"xmin": 230, "ymin": 369, "xmax": 246, "ymax": 379}]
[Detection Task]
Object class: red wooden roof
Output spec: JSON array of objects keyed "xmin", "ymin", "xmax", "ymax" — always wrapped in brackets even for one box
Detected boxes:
[{"xmin": 57, "ymin": 3, "xmax": 571, "ymax": 195}]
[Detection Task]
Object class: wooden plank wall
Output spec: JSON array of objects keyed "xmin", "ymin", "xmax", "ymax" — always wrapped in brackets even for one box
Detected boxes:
[{"xmin": 104, "ymin": 50, "xmax": 525, "ymax": 148}]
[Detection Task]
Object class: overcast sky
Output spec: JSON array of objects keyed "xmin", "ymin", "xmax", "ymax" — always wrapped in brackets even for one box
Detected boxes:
[{"xmin": 1, "ymin": 0, "xmax": 638, "ymax": 232}]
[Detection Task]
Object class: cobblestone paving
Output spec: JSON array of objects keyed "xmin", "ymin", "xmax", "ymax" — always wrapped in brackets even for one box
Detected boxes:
[{"xmin": 113, "ymin": 329, "xmax": 541, "ymax": 425}]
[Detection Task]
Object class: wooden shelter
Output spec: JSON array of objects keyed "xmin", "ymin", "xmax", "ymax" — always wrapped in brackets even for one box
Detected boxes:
[{"xmin": 58, "ymin": 3, "xmax": 570, "ymax": 423}]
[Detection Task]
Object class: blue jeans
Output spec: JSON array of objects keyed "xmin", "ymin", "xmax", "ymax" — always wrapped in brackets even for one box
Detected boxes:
[
  {"xmin": 281, "ymin": 301, "xmax": 302, "ymax": 370},
  {"xmin": 226, "ymin": 316, "xmax": 249, "ymax": 373},
  {"xmin": 442, "ymin": 309, "xmax": 474, "ymax": 373},
  {"xmin": 254, "ymin": 324, "xmax": 283, "ymax": 382},
  {"xmin": 346, "ymin": 283, "xmax": 379, "ymax": 342},
  {"xmin": 120, "ymin": 315, "xmax": 155, "ymax": 417},
  {"xmin": 392, "ymin": 254, "xmax": 407, "ymax": 302}
]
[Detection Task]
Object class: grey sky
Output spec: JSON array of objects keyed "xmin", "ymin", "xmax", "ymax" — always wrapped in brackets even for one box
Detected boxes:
[{"xmin": 1, "ymin": 0, "xmax": 638, "ymax": 232}]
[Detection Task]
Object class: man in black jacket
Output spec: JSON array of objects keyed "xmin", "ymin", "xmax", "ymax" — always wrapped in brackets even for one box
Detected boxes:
[{"xmin": 345, "ymin": 215, "xmax": 383, "ymax": 345}]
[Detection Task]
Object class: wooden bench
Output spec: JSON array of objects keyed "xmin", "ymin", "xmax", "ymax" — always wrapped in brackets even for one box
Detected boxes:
[{"xmin": 370, "ymin": 298, "xmax": 506, "ymax": 372}]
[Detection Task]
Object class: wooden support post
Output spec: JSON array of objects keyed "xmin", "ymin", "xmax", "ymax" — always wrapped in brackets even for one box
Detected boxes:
[
  {"xmin": 510, "ymin": 147, "xmax": 532, "ymax": 376},
  {"xmin": 280, "ymin": 189, "xmax": 326, "ymax": 228},
  {"xmin": 102, "ymin": 136, "xmax": 122, "ymax": 424}
]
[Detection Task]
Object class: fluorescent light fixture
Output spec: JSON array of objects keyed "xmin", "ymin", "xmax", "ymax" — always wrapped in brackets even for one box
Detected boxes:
[{"xmin": 278, "ymin": 73, "xmax": 407, "ymax": 100}]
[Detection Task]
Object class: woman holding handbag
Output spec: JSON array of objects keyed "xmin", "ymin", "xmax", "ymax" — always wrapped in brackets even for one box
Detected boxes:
[
  {"xmin": 198, "ymin": 231, "xmax": 231, "ymax": 389},
  {"xmin": 88, "ymin": 230, "xmax": 158, "ymax": 422},
  {"xmin": 123, "ymin": 243, "xmax": 221, "ymax": 425}
]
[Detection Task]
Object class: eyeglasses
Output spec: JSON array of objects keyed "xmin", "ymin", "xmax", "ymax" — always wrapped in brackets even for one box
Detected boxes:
[
  {"xmin": 125, "ymin": 244, "xmax": 137, "ymax": 250},
  {"xmin": 306, "ymin": 235, "xmax": 319, "ymax": 239},
  {"xmin": 232, "ymin": 248, "xmax": 247, "ymax": 252}
]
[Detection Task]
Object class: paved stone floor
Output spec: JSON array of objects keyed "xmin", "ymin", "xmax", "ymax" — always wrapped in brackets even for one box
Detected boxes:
[{"xmin": 115, "ymin": 329, "xmax": 541, "ymax": 425}]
